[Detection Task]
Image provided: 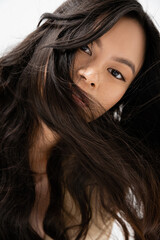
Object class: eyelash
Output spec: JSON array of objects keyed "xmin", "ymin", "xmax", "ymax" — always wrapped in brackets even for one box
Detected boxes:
[
  {"xmin": 80, "ymin": 45, "xmax": 126, "ymax": 82},
  {"xmin": 107, "ymin": 68, "xmax": 125, "ymax": 82},
  {"xmin": 80, "ymin": 45, "xmax": 92, "ymax": 56}
]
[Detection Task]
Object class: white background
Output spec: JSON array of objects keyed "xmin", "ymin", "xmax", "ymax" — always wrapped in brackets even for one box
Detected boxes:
[
  {"xmin": 0, "ymin": 1, "xmax": 159, "ymax": 239},
  {"xmin": 0, "ymin": 0, "xmax": 160, "ymax": 56}
]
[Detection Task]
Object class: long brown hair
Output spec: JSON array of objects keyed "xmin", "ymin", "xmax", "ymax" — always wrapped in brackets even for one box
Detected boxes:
[{"xmin": 0, "ymin": 0, "xmax": 160, "ymax": 239}]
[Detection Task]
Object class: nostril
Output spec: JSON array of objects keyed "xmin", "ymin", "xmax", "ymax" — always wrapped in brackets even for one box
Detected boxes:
[
  {"xmin": 80, "ymin": 74, "xmax": 95, "ymax": 87},
  {"xmin": 80, "ymin": 74, "xmax": 86, "ymax": 80}
]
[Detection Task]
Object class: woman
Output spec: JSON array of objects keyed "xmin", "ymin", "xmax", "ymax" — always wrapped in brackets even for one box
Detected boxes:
[{"xmin": 0, "ymin": 0, "xmax": 160, "ymax": 239}]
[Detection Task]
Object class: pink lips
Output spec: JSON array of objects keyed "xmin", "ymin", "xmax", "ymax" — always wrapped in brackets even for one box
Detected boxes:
[{"xmin": 72, "ymin": 93, "xmax": 87, "ymax": 107}]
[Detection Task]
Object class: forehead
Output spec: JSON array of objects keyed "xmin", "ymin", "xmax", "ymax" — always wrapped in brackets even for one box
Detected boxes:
[{"xmin": 98, "ymin": 16, "xmax": 146, "ymax": 74}]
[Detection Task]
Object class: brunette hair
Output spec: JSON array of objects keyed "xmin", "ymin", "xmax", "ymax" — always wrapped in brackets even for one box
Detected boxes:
[{"xmin": 0, "ymin": 0, "xmax": 160, "ymax": 239}]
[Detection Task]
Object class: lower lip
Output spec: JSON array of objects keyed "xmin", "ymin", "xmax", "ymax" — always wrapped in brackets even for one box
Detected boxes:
[{"xmin": 72, "ymin": 94, "xmax": 87, "ymax": 107}]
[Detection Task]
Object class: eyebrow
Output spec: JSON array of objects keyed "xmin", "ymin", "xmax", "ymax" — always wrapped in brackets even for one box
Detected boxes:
[
  {"xmin": 94, "ymin": 39, "xmax": 136, "ymax": 76},
  {"xmin": 111, "ymin": 56, "xmax": 135, "ymax": 76}
]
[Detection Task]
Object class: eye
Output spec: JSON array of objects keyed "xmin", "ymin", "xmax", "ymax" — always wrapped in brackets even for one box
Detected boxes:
[
  {"xmin": 107, "ymin": 68, "xmax": 126, "ymax": 82},
  {"xmin": 80, "ymin": 45, "xmax": 92, "ymax": 56}
]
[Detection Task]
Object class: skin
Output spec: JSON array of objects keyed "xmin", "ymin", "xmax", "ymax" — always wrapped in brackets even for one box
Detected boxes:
[
  {"xmin": 29, "ymin": 16, "xmax": 146, "ymax": 238},
  {"xmin": 32, "ymin": 16, "xmax": 146, "ymax": 166},
  {"xmin": 72, "ymin": 16, "xmax": 146, "ymax": 120}
]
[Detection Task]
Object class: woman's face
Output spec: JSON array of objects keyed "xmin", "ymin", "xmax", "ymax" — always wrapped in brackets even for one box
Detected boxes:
[{"xmin": 72, "ymin": 17, "xmax": 146, "ymax": 120}]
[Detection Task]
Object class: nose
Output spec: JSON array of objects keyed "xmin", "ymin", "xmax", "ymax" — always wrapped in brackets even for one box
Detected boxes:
[{"xmin": 77, "ymin": 67, "xmax": 100, "ymax": 88}]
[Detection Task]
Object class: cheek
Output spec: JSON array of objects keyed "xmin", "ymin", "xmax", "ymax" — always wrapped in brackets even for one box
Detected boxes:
[
  {"xmin": 100, "ymin": 85, "xmax": 127, "ymax": 111},
  {"xmin": 73, "ymin": 52, "xmax": 86, "ymax": 68}
]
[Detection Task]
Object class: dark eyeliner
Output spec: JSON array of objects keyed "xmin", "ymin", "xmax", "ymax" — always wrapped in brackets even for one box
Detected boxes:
[
  {"xmin": 80, "ymin": 45, "xmax": 92, "ymax": 56},
  {"xmin": 107, "ymin": 68, "xmax": 126, "ymax": 82}
]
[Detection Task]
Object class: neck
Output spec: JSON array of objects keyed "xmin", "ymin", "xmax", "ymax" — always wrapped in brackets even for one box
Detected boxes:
[{"xmin": 29, "ymin": 121, "xmax": 60, "ymax": 175}]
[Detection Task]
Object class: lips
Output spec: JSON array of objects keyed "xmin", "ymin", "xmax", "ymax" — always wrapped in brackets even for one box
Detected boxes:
[{"xmin": 72, "ymin": 93, "xmax": 88, "ymax": 107}]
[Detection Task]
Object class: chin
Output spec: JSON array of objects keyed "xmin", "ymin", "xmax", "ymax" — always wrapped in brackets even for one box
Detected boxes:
[{"xmin": 85, "ymin": 109, "xmax": 107, "ymax": 123}]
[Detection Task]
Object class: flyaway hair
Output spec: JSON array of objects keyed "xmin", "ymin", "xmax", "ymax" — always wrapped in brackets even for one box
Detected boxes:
[{"xmin": 0, "ymin": 0, "xmax": 160, "ymax": 239}]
